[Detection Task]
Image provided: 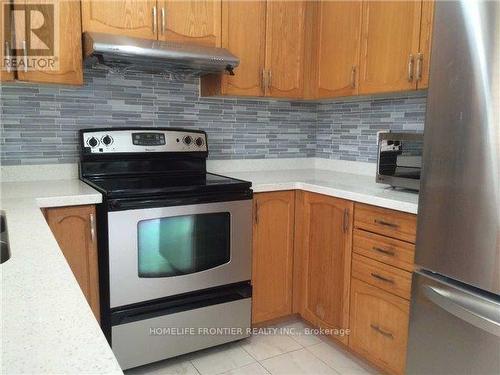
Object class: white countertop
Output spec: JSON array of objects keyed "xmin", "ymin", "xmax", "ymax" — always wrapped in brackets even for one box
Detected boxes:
[
  {"xmin": 0, "ymin": 179, "xmax": 123, "ymax": 374},
  {"xmin": 0, "ymin": 160, "xmax": 417, "ymax": 374},
  {"xmin": 220, "ymin": 169, "xmax": 419, "ymax": 214}
]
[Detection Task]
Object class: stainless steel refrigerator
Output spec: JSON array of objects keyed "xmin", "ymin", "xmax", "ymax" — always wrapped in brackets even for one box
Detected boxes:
[{"xmin": 406, "ymin": 1, "xmax": 500, "ymax": 374}]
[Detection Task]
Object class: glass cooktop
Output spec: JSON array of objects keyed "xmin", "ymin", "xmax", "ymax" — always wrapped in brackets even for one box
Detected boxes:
[{"xmin": 83, "ymin": 172, "xmax": 251, "ymax": 198}]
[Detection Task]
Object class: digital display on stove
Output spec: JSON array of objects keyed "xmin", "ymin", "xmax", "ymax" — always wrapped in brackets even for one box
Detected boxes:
[{"xmin": 132, "ymin": 132, "xmax": 166, "ymax": 146}]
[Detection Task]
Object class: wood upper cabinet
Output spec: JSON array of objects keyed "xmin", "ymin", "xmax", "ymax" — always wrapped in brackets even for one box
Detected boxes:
[
  {"xmin": 200, "ymin": 0, "xmax": 266, "ymax": 97},
  {"xmin": 349, "ymin": 278, "xmax": 410, "ymax": 375},
  {"xmin": 81, "ymin": 0, "xmax": 158, "ymax": 40},
  {"xmin": 295, "ymin": 191, "xmax": 353, "ymax": 344},
  {"xmin": 45, "ymin": 205, "xmax": 100, "ymax": 322},
  {"xmin": 0, "ymin": 1, "xmax": 14, "ymax": 81},
  {"xmin": 358, "ymin": 1, "xmax": 422, "ymax": 95},
  {"xmin": 157, "ymin": 0, "xmax": 221, "ymax": 47},
  {"xmin": 417, "ymin": 0, "xmax": 435, "ymax": 89},
  {"xmin": 264, "ymin": 1, "xmax": 306, "ymax": 98},
  {"xmin": 252, "ymin": 191, "xmax": 295, "ymax": 324},
  {"xmin": 313, "ymin": 1, "xmax": 362, "ymax": 98},
  {"xmin": 14, "ymin": 0, "xmax": 83, "ymax": 85}
]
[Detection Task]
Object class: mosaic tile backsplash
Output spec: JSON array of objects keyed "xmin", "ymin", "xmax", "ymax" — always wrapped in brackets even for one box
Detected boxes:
[{"xmin": 0, "ymin": 65, "xmax": 425, "ymax": 165}]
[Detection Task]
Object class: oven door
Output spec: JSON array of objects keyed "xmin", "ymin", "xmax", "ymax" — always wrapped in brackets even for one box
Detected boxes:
[{"xmin": 107, "ymin": 199, "xmax": 252, "ymax": 308}]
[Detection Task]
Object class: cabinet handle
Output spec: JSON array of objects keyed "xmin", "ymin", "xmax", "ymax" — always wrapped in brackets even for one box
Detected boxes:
[
  {"xmin": 416, "ymin": 53, "xmax": 423, "ymax": 81},
  {"xmin": 89, "ymin": 213, "xmax": 96, "ymax": 243},
  {"xmin": 4, "ymin": 41, "xmax": 11, "ymax": 73},
  {"xmin": 351, "ymin": 66, "xmax": 356, "ymax": 89},
  {"xmin": 343, "ymin": 208, "xmax": 349, "ymax": 233},
  {"xmin": 152, "ymin": 6, "xmax": 157, "ymax": 34},
  {"xmin": 268, "ymin": 70, "xmax": 272, "ymax": 89},
  {"xmin": 161, "ymin": 8, "xmax": 166, "ymax": 35},
  {"xmin": 372, "ymin": 246, "xmax": 395, "ymax": 256},
  {"xmin": 22, "ymin": 40, "xmax": 28, "ymax": 73},
  {"xmin": 374, "ymin": 219, "xmax": 399, "ymax": 228},
  {"xmin": 371, "ymin": 272, "xmax": 395, "ymax": 284},
  {"xmin": 254, "ymin": 201, "xmax": 259, "ymax": 225},
  {"xmin": 407, "ymin": 54, "xmax": 414, "ymax": 82},
  {"xmin": 261, "ymin": 69, "xmax": 267, "ymax": 91},
  {"xmin": 370, "ymin": 324, "xmax": 394, "ymax": 339}
]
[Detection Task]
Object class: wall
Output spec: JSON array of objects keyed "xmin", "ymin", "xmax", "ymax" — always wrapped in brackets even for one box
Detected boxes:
[
  {"xmin": 0, "ymin": 65, "xmax": 316, "ymax": 165},
  {"xmin": 316, "ymin": 92, "xmax": 426, "ymax": 163},
  {"xmin": 0, "ymin": 65, "xmax": 425, "ymax": 166}
]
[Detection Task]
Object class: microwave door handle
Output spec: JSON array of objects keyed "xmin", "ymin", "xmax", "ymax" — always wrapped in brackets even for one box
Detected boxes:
[{"xmin": 423, "ymin": 285, "xmax": 500, "ymax": 337}]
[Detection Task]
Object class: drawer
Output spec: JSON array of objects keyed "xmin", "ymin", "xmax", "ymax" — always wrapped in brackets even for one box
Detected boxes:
[
  {"xmin": 349, "ymin": 278, "xmax": 410, "ymax": 375},
  {"xmin": 354, "ymin": 203, "xmax": 417, "ymax": 243},
  {"xmin": 353, "ymin": 229, "xmax": 415, "ymax": 272},
  {"xmin": 112, "ymin": 298, "xmax": 251, "ymax": 370},
  {"xmin": 352, "ymin": 253, "xmax": 412, "ymax": 300}
]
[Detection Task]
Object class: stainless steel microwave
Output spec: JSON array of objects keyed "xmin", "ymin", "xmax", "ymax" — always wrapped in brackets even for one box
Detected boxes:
[{"xmin": 376, "ymin": 131, "xmax": 423, "ymax": 191}]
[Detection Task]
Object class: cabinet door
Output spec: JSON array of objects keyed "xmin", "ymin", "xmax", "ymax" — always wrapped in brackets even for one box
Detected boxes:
[
  {"xmin": 157, "ymin": 0, "xmax": 221, "ymax": 47},
  {"xmin": 252, "ymin": 191, "xmax": 295, "ymax": 324},
  {"xmin": 265, "ymin": 1, "xmax": 306, "ymax": 98},
  {"xmin": 315, "ymin": 1, "xmax": 362, "ymax": 98},
  {"xmin": 358, "ymin": 1, "xmax": 422, "ymax": 94},
  {"xmin": 81, "ymin": 0, "xmax": 158, "ymax": 40},
  {"xmin": 45, "ymin": 205, "xmax": 100, "ymax": 321},
  {"xmin": 417, "ymin": 0, "xmax": 434, "ymax": 89},
  {"xmin": 220, "ymin": 0, "xmax": 266, "ymax": 96},
  {"xmin": 15, "ymin": 0, "xmax": 83, "ymax": 85},
  {"xmin": 349, "ymin": 278, "xmax": 410, "ymax": 375},
  {"xmin": 0, "ymin": 1, "xmax": 14, "ymax": 81},
  {"xmin": 297, "ymin": 192, "xmax": 353, "ymax": 344}
]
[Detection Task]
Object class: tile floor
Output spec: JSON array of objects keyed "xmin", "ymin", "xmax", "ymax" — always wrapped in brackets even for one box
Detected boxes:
[{"xmin": 125, "ymin": 319, "xmax": 379, "ymax": 375}]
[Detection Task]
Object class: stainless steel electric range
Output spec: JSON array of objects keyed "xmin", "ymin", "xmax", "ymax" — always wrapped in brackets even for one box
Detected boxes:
[{"xmin": 79, "ymin": 128, "xmax": 253, "ymax": 370}]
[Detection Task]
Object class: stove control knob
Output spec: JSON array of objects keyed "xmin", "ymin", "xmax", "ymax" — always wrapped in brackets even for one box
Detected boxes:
[
  {"xmin": 88, "ymin": 137, "xmax": 99, "ymax": 147},
  {"xmin": 102, "ymin": 135, "xmax": 113, "ymax": 146},
  {"xmin": 183, "ymin": 136, "xmax": 192, "ymax": 145},
  {"xmin": 195, "ymin": 137, "xmax": 204, "ymax": 147}
]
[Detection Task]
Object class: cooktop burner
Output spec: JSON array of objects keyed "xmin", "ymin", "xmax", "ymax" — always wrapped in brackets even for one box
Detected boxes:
[{"xmin": 84, "ymin": 172, "xmax": 251, "ymax": 198}]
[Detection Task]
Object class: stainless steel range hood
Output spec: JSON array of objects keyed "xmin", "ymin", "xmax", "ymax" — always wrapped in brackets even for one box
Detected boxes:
[{"xmin": 83, "ymin": 32, "xmax": 239, "ymax": 75}]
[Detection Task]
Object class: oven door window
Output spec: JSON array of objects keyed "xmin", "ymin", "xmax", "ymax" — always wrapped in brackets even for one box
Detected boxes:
[{"xmin": 137, "ymin": 212, "xmax": 230, "ymax": 278}]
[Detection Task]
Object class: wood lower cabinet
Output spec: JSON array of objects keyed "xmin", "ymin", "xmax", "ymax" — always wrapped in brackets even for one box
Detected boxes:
[
  {"xmin": 295, "ymin": 191, "xmax": 353, "ymax": 344},
  {"xmin": 349, "ymin": 202, "xmax": 416, "ymax": 375},
  {"xmin": 349, "ymin": 278, "xmax": 410, "ymax": 375},
  {"xmin": 252, "ymin": 191, "xmax": 295, "ymax": 324},
  {"xmin": 251, "ymin": 194, "xmax": 417, "ymax": 372},
  {"xmin": 81, "ymin": 0, "xmax": 158, "ymax": 40},
  {"xmin": 157, "ymin": 0, "xmax": 221, "ymax": 47},
  {"xmin": 45, "ymin": 205, "xmax": 100, "ymax": 321},
  {"xmin": 354, "ymin": 203, "xmax": 417, "ymax": 243}
]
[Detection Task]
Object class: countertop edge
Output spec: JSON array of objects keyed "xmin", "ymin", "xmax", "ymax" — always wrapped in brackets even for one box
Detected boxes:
[{"xmin": 248, "ymin": 181, "xmax": 417, "ymax": 214}]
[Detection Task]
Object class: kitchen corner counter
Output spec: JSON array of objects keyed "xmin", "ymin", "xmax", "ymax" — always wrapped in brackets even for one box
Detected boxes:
[
  {"xmin": 0, "ymin": 179, "xmax": 122, "ymax": 374},
  {"xmin": 220, "ymin": 169, "xmax": 419, "ymax": 214}
]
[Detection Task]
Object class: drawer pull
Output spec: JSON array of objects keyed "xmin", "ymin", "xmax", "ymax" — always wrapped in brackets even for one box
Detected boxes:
[
  {"xmin": 370, "ymin": 324, "xmax": 394, "ymax": 339},
  {"xmin": 374, "ymin": 219, "xmax": 399, "ymax": 228},
  {"xmin": 372, "ymin": 246, "xmax": 395, "ymax": 256},
  {"xmin": 371, "ymin": 272, "xmax": 394, "ymax": 284}
]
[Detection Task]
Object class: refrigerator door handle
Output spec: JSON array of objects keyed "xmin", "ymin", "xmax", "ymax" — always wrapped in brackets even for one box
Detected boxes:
[{"xmin": 423, "ymin": 285, "xmax": 500, "ymax": 337}]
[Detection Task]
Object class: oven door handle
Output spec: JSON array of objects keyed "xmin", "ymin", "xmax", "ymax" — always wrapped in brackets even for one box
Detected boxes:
[{"xmin": 108, "ymin": 190, "xmax": 253, "ymax": 211}]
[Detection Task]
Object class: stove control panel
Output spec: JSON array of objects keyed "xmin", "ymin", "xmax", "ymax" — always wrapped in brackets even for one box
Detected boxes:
[{"xmin": 81, "ymin": 129, "xmax": 207, "ymax": 154}]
